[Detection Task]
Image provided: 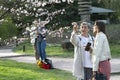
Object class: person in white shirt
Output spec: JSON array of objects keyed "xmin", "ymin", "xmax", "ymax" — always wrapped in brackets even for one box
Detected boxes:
[
  {"xmin": 26, "ymin": 20, "xmax": 39, "ymax": 61},
  {"xmin": 70, "ymin": 22, "xmax": 94, "ymax": 80},
  {"xmin": 92, "ymin": 21, "xmax": 111, "ymax": 80}
]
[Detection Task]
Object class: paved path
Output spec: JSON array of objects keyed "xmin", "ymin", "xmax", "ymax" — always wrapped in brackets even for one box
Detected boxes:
[{"xmin": 0, "ymin": 49, "xmax": 120, "ymax": 80}]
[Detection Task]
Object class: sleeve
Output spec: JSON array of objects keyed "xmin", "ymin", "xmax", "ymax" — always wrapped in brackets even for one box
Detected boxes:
[
  {"xmin": 70, "ymin": 31, "xmax": 79, "ymax": 47},
  {"xmin": 92, "ymin": 35, "xmax": 104, "ymax": 71}
]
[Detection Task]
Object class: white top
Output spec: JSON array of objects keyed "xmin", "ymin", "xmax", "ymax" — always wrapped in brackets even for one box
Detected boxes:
[
  {"xmin": 30, "ymin": 26, "xmax": 37, "ymax": 45},
  {"xmin": 80, "ymin": 35, "xmax": 93, "ymax": 68},
  {"xmin": 92, "ymin": 32, "xmax": 111, "ymax": 71}
]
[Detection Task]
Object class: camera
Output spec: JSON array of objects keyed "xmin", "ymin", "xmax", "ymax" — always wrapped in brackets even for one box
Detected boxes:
[{"xmin": 85, "ymin": 42, "xmax": 91, "ymax": 51}]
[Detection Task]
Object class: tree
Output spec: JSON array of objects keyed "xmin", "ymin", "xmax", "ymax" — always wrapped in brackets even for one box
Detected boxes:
[
  {"xmin": 0, "ymin": 0, "xmax": 79, "ymax": 30},
  {"xmin": 0, "ymin": 18, "xmax": 17, "ymax": 40},
  {"xmin": 91, "ymin": 0, "xmax": 120, "ymax": 23}
]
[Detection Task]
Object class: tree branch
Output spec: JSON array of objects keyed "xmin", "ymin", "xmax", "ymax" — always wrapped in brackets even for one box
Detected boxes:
[{"xmin": 0, "ymin": 8, "xmax": 10, "ymax": 20}]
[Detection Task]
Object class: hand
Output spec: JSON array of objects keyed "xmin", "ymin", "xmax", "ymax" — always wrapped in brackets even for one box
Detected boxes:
[
  {"xmin": 73, "ymin": 25, "xmax": 78, "ymax": 32},
  {"xmin": 89, "ymin": 47, "xmax": 93, "ymax": 54},
  {"xmin": 91, "ymin": 77, "xmax": 96, "ymax": 80},
  {"xmin": 91, "ymin": 71, "xmax": 97, "ymax": 80}
]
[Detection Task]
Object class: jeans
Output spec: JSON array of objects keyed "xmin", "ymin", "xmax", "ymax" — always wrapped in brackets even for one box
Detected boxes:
[{"xmin": 38, "ymin": 40, "xmax": 47, "ymax": 61}]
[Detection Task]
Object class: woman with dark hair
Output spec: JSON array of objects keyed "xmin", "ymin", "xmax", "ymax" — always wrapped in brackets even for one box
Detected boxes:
[{"xmin": 92, "ymin": 21, "xmax": 111, "ymax": 80}]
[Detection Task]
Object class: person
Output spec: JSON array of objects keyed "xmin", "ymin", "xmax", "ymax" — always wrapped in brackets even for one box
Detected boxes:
[
  {"xmin": 70, "ymin": 22, "xmax": 94, "ymax": 80},
  {"xmin": 92, "ymin": 21, "xmax": 111, "ymax": 80},
  {"xmin": 80, "ymin": 22, "xmax": 94, "ymax": 80},
  {"xmin": 26, "ymin": 20, "xmax": 39, "ymax": 61},
  {"xmin": 37, "ymin": 20, "xmax": 49, "ymax": 62}
]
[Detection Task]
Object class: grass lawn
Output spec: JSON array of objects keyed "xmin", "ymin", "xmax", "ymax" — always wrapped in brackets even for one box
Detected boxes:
[
  {"xmin": 0, "ymin": 59, "xmax": 76, "ymax": 80},
  {"xmin": 13, "ymin": 40, "xmax": 120, "ymax": 58},
  {"xmin": 13, "ymin": 41, "xmax": 74, "ymax": 58},
  {"xmin": 110, "ymin": 44, "xmax": 120, "ymax": 58}
]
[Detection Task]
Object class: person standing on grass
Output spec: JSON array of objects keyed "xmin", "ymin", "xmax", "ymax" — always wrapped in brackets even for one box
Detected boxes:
[
  {"xmin": 70, "ymin": 22, "xmax": 94, "ymax": 80},
  {"xmin": 26, "ymin": 20, "xmax": 39, "ymax": 62},
  {"xmin": 37, "ymin": 19, "xmax": 50, "ymax": 62},
  {"xmin": 92, "ymin": 21, "xmax": 111, "ymax": 80}
]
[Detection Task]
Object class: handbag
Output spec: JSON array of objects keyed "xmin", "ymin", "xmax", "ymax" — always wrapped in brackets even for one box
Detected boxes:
[
  {"xmin": 42, "ymin": 59, "xmax": 53, "ymax": 69},
  {"xmin": 45, "ymin": 59, "xmax": 53, "ymax": 69},
  {"xmin": 91, "ymin": 72, "xmax": 107, "ymax": 80},
  {"xmin": 95, "ymin": 72, "xmax": 107, "ymax": 80},
  {"xmin": 41, "ymin": 62, "xmax": 51, "ymax": 69}
]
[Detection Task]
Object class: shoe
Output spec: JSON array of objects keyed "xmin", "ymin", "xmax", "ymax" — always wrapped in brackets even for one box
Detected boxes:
[
  {"xmin": 42, "ymin": 60, "xmax": 47, "ymax": 64},
  {"xmin": 37, "ymin": 60, "xmax": 42, "ymax": 67}
]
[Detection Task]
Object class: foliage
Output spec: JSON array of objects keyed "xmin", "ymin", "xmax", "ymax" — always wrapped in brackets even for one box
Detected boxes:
[
  {"xmin": 0, "ymin": 0, "xmax": 79, "ymax": 30},
  {"xmin": 91, "ymin": 0, "xmax": 120, "ymax": 23},
  {"xmin": 61, "ymin": 39, "xmax": 74, "ymax": 50},
  {"xmin": 107, "ymin": 24, "xmax": 120, "ymax": 41},
  {"xmin": 0, "ymin": 59, "xmax": 76, "ymax": 80},
  {"xmin": 0, "ymin": 18, "xmax": 17, "ymax": 40},
  {"xmin": 91, "ymin": 0, "xmax": 103, "ymax": 7}
]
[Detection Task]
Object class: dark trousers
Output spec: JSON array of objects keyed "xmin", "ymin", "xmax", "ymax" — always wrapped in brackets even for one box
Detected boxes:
[
  {"xmin": 84, "ymin": 68, "xmax": 92, "ymax": 80},
  {"xmin": 34, "ymin": 38, "xmax": 39, "ymax": 60}
]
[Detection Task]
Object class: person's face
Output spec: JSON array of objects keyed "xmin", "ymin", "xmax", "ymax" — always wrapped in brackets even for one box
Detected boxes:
[
  {"xmin": 93, "ymin": 24, "xmax": 98, "ymax": 34},
  {"xmin": 80, "ymin": 25, "xmax": 89, "ymax": 34}
]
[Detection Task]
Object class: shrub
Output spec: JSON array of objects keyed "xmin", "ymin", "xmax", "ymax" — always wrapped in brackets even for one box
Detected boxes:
[{"xmin": 61, "ymin": 39, "xmax": 73, "ymax": 50}]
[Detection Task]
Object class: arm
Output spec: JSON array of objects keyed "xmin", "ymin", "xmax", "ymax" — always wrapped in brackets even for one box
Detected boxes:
[
  {"xmin": 70, "ymin": 24, "xmax": 79, "ymax": 46},
  {"xmin": 70, "ymin": 31, "xmax": 79, "ymax": 46}
]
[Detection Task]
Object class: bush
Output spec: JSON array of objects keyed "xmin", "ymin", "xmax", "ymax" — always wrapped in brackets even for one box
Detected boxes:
[{"xmin": 61, "ymin": 39, "xmax": 73, "ymax": 50}]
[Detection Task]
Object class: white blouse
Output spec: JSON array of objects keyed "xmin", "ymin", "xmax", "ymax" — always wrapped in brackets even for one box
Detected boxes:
[
  {"xmin": 92, "ymin": 32, "xmax": 111, "ymax": 71},
  {"xmin": 80, "ymin": 36, "xmax": 93, "ymax": 68}
]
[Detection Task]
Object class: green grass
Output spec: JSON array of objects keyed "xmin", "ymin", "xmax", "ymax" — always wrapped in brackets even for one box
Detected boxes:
[
  {"xmin": 0, "ymin": 59, "xmax": 76, "ymax": 80},
  {"xmin": 111, "ymin": 72, "xmax": 120, "ymax": 75},
  {"xmin": 13, "ymin": 40, "xmax": 120, "ymax": 58},
  {"xmin": 13, "ymin": 41, "xmax": 74, "ymax": 58},
  {"xmin": 13, "ymin": 41, "xmax": 34, "ymax": 54},
  {"xmin": 110, "ymin": 44, "xmax": 120, "ymax": 58},
  {"xmin": 46, "ymin": 46, "xmax": 74, "ymax": 57}
]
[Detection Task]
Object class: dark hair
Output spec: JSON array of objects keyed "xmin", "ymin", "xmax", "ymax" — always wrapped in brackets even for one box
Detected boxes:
[{"xmin": 95, "ymin": 21, "xmax": 106, "ymax": 34}]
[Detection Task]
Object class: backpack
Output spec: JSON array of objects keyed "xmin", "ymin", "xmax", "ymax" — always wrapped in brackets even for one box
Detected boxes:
[{"xmin": 37, "ymin": 59, "xmax": 53, "ymax": 69}]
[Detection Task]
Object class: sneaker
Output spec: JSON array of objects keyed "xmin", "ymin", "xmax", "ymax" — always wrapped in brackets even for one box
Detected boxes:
[{"xmin": 37, "ymin": 60, "xmax": 42, "ymax": 67}]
